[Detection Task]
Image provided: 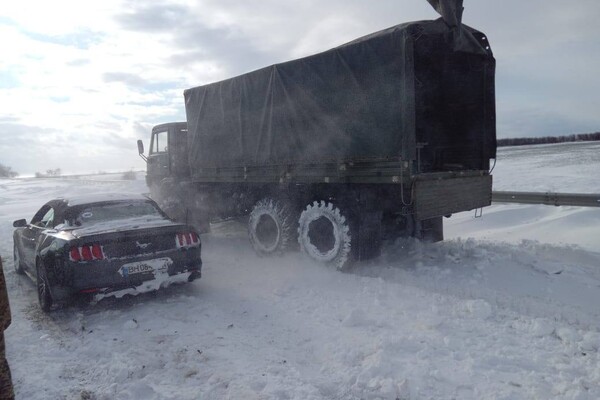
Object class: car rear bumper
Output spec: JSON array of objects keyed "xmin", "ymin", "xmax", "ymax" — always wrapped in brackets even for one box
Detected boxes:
[
  {"xmin": 92, "ymin": 269, "xmax": 200, "ymax": 302},
  {"xmin": 51, "ymin": 248, "xmax": 201, "ymax": 301}
]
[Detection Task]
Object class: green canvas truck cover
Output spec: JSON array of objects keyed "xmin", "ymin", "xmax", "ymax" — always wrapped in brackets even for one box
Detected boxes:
[{"xmin": 183, "ymin": 16, "xmax": 496, "ymax": 174}]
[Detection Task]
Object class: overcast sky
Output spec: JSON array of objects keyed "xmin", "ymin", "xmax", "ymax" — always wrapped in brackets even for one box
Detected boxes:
[{"xmin": 1, "ymin": 0, "xmax": 599, "ymax": 175}]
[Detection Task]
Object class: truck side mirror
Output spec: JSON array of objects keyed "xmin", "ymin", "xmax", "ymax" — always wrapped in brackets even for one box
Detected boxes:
[{"xmin": 137, "ymin": 140, "xmax": 147, "ymax": 162}]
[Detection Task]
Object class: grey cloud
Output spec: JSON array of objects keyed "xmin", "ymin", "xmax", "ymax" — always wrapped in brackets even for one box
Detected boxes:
[
  {"xmin": 66, "ymin": 123, "xmax": 142, "ymax": 153},
  {"xmin": 0, "ymin": 122, "xmax": 53, "ymax": 146},
  {"xmin": 114, "ymin": 4, "xmax": 283, "ymax": 76},
  {"xmin": 112, "ymin": 1, "xmax": 433, "ymax": 77},
  {"xmin": 169, "ymin": 50, "xmax": 207, "ymax": 66},
  {"xmin": 464, "ymin": 0, "xmax": 600, "ymax": 58},
  {"xmin": 498, "ymin": 107, "xmax": 595, "ymax": 139},
  {"xmin": 22, "ymin": 28, "xmax": 104, "ymax": 50},
  {"xmin": 174, "ymin": 24, "xmax": 278, "ymax": 76},
  {"xmin": 116, "ymin": 4, "xmax": 188, "ymax": 32},
  {"xmin": 102, "ymin": 74, "xmax": 186, "ymax": 94},
  {"xmin": 104, "ymin": 132, "xmax": 136, "ymax": 149},
  {"xmin": 133, "ymin": 121, "xmax": 152, "ymax": 138},
  {"xmin": 112, "ymin": 0, "xmax": 599, "ymax": 140},
  {"xmin": 0, "ymin": 116, "xmax": 20, "ymax": 123},
  {"xmin": 93, "ymin": 121, "xmax": 123, "ymax": 132},
  {"xmin": 0, "ymin": 122, "xmax": 62, "ymax": 174},
  {"xmin": 67, "ymin": 58, "xmax": 91, "ymax": 67},
  {"xmin": 103, "ymin": 72, "xmax": 148, "ymax": 88}
]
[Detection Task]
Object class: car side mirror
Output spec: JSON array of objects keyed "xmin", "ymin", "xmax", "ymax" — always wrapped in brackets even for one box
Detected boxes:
[{"xmin": 13, "ymin": 219, "xmax": 27, "ymax": 228}]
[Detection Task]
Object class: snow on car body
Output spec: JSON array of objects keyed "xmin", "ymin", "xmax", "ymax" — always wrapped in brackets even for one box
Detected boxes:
[{"xmin": 12, "ymin": 193, "xmax": 202, "ymax": 311}]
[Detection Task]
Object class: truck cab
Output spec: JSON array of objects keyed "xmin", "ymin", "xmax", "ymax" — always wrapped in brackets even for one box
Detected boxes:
[{"xmin": 143, "ymin": 122, "xmax": 189, "ymax": 187}]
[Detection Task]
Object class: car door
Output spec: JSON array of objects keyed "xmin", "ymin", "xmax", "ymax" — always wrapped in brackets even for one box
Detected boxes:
[{"xmin": 20, "ymin": 205, "xmax": 55, "ymax": 271}]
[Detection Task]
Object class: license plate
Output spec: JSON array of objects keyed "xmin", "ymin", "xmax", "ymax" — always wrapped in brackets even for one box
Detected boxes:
[{"xmin": 118, "ymin": 258, "xmax": 172, "ymax": 278}]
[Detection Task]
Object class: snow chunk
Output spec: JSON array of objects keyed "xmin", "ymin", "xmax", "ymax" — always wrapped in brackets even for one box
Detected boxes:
[
  {"xmin": 531, "ymin": 318, "xmax": 555, "ymax": 337},
  {"xmin": 556, "ymin": 327, "xmax": 583, "ymax": 344},
  {"xmin": 512, "ymin": 318, "xmax": 555, "ymax": 337},
  {"xmin": 342, "ymin": 309, "xmax": 371, "ymax": 327},
  {"xmin": 124, "ymin": 319, "xmax": 138, "ymax": 330},
  {"xmin": 116, "ymin": 381, "xmax": 157, "ymax": 400},
  {"xmin": 457, "ymin": 299, "xmax": 493, "ymax": 319},
  {"xmin": 352, "ymin": 341, "xmax": 413, "ymax": 400},
  {"xmin": 580, "ymin": 332, "xmax": 600, "ymax": 352}
]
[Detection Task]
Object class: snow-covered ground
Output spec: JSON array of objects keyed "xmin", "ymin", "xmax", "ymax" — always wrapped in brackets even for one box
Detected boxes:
[{"xmin": 0, "ymin": 143, "xmax": 599, "ymax": 400}]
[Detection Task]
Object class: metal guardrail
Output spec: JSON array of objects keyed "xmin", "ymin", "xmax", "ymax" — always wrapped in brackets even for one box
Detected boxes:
[{"xmin": 492, "ymin": 191, "xmax": 600, "ymax": 208}]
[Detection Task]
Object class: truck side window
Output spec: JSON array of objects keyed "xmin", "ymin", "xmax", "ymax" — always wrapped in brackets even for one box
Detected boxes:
[{"xmin": 150, "ymin": 130, "xmax": 168, "ymax": 154}]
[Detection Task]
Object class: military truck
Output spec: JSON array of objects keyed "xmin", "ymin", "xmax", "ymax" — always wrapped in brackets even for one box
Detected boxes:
[{"xmin": 137, "ymin": 0, "xmax": 496, "ymax": 269}]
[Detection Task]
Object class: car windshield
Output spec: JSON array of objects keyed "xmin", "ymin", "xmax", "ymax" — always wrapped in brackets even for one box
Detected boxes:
[{"xmin": 69, "ymin": 201, "xmax": 164, "ymax": 227}]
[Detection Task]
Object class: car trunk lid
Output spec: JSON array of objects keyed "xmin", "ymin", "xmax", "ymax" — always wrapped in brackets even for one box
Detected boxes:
[{"xmin": 70, "ymin": 223, "xmax": 194, "ymax": 260}]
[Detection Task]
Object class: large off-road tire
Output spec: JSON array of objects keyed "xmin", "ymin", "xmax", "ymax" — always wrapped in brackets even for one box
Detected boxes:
[
  {"xmin": 297, "ymin": 201, "xmax": 352, "ymax": 270},
  {"xmin": 150, "ymin": 181, "xmax": 187, "ymax": 222},
  {"xmin": 13, "ymin": 242, "xmax": 25, "ymax": 275},
  {"xmin": 248, "ymin": 199, "xmax": 296, "ymax": 256},
  {"xmin": 189, "ymin": 193, "xmax": 211, "ymax": 234},
  {"xmin": 159, "ymin": 194, "xmax": 187, "ymax": 222},
  {"xmin": 416, "ymin": 216, "xmax": 443, "ymax": 242},
  {"xmin": 36, "ymin": 261, "xmax": 53, "ymax": 312}
]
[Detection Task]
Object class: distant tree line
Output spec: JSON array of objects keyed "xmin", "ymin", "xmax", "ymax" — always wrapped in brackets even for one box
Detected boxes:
[
  {"xmin": 498, "ymin": 132, "xmax": 600, "ymax": 147},
  {"xmin": 0, "ymin": 163, "xmax": 18, "ymax": 178},
  {"xmin": 35, "ymin": 168, "xmax": 62, "ymax": 178}
]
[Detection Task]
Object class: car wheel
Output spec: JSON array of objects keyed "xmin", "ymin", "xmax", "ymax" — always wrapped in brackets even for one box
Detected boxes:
[
  {"xmin": 248, "ymin": 198, "xmax": 297, "ymax": 256},
  {"xmin": 13, "ymin": 242, "xmax": 25, "ymax": 275},
  {"xmin": 36, "ymin": 261, "xmax": 53, "ymax": 312},
  {"xmin": 297, "ymin": 201, "xmax": 353, "ymax": 270}
]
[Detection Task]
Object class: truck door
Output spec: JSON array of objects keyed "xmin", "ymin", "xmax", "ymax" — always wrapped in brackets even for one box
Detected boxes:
[
  {"xmin": 147, "ymin": 127, "xmax": 170, "ymax": 183},
  {"xmin": 168, "ymin": 124, "xmax": 189, "ymax": 178}
]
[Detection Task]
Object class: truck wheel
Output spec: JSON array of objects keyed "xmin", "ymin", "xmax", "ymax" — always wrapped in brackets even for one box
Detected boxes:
[
  {"xmin": 248, "ymin": 199, "xmax": 296, "ymax": 256},
  {"xmin": 160, "ymin": 195, "xmax": 187, "ymax": 222},
  {"xmin": 297, "ymin": 201, "xmax": 352, "ymax": 270},
  {"xmin": 153, "ymin": 180, "xmax": 186, "ymax": 222}
]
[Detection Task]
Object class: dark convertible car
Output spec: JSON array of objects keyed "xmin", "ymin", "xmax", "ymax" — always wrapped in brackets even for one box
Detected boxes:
[{"xmin": 13, "ymin": 193, "xmax": 202, "ymax": 311}]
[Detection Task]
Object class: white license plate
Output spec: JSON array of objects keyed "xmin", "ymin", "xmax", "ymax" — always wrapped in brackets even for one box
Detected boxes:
[{"xmin": 118, "ymin": 258, "xmax": 172, "ymax": 278}]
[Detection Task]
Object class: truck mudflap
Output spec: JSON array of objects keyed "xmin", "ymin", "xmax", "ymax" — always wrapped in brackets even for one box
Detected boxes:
[{"xmin": 413, "ymin": 173, "xmax": 492, "ymax": 220}]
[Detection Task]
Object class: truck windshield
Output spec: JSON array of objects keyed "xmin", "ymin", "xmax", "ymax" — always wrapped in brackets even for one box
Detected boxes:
[{"xmin": 150, "ymin": 130, "xmax": 168, "ymax": 154}]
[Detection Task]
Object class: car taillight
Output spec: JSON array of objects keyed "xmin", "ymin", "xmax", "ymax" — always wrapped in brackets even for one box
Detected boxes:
[
  {"xmin": 176, "ymin": 232, "xmax": 200, "ymax": 249},
  {"xmin": 69, "ymin": 244, "xmax": 106, "ymax": 262},
  {"xmin": 92, "ymin": 244, "xmax": 103, "ymax": 260},
  {"xmin": 81, "ymin": 246, "xmax": 92, "ymax": 261},
  {"xmin": 70, "ymin": 247, "xmax": 81, "ymax": 262}
]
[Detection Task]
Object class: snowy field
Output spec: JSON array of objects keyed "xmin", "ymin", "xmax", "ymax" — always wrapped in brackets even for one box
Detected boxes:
[{"xmin": 1, "ymin": 142, "xmax": 599, "ymax": 400}]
